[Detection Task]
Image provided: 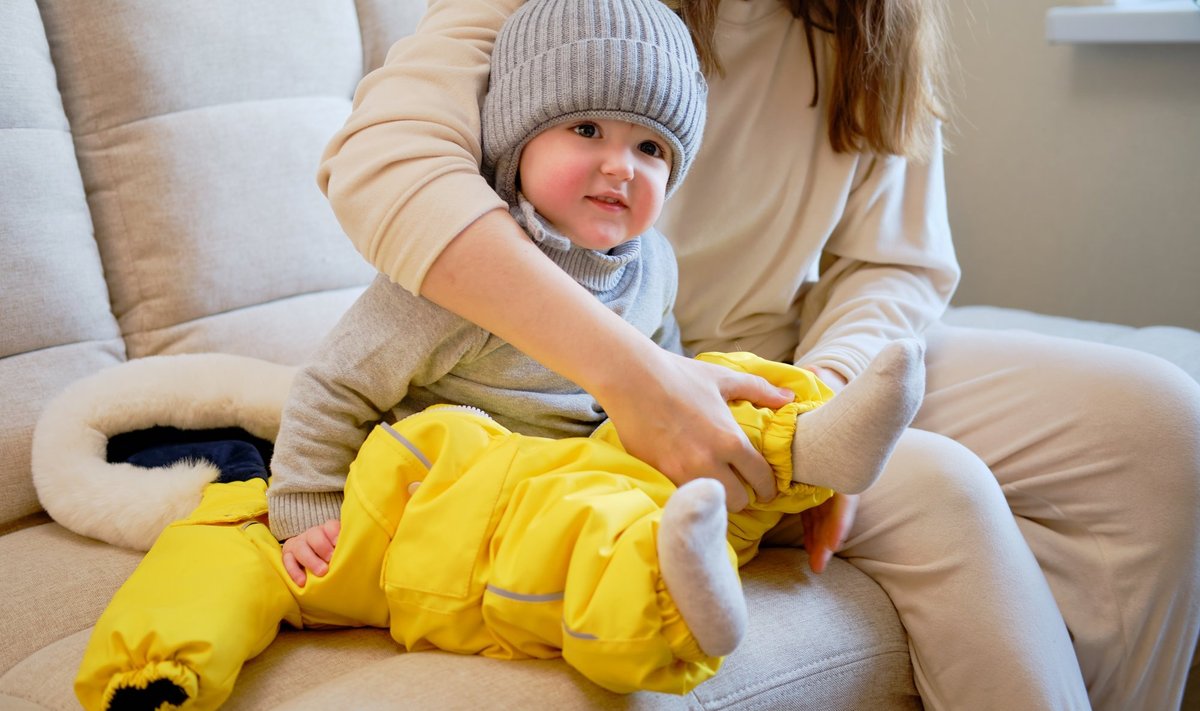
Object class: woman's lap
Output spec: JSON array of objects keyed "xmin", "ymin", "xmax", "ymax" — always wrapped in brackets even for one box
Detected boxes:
[{"xmin": 845, "ymin": 323, "xmax": 1200, "ymax": 710}]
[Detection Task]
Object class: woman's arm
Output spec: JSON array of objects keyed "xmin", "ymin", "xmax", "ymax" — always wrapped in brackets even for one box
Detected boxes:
[
  {"xmin": 318, "ymin": 0, "xmax": 517, "ymax": 291},
  {"xmin": 795, "ymin": 128, "xmax": 961, "ymax": 384},
  {"xmin": 793, "ymin": 128, "xmax": 958, "ymax": 572}
]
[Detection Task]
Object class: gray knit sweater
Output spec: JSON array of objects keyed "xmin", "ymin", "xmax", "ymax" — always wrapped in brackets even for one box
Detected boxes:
[{"xmin": 267, "ymin": 199, "xmax": 683, "ymax": 539}]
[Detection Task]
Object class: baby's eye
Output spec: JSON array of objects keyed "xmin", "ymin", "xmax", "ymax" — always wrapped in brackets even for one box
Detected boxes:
[
  {"xmin": 573, "ymin": 123, "xmax": 599, "ymax": 138},
  {"xmin": 638, "ymin": 141, "xmax": 665, "ymax": 158}
]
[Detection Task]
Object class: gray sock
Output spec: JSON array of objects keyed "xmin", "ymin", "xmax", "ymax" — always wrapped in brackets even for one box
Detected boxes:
[
  {"xmin": 791, "ymin": 339, "xmax": 925, "ymax": 493},
  {"xmin": 657, "ymin": 478, "xmax": 747, "ymax": 657}
]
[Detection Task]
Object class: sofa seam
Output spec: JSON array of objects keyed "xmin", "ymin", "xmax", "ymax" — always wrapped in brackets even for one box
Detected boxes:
[
  {"xmin": 702, "ymin": 646, "xmax": 912, "ymax": 707},
  {"xmin": 120, "ymin": 285, "xmax": 368, "ymax": 356},
  {"xmin": 0, "ymin": 125, "xmax": 71, "ymax": 135},
  {"xmin": 0, "ymin": 675, "xmax": 56, "ymax": 709},
  {"xmin": 726, "ymin": 650, "xmax": 916, "ymax": 710},
  {"xmin": 69, "ymin": 95, "xmax": 351, "ymax": 140}
]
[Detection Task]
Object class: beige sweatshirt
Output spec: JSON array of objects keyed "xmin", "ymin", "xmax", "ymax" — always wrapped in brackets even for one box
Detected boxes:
[{"xmin": 318, "ymin": 0, "xmax": 960, "ymax": 383}]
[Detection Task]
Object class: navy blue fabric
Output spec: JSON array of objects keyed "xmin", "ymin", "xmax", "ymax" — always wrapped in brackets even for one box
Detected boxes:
[{"xmin": 106, "ymin": 427, "xmax": 272, "ymax": 483}]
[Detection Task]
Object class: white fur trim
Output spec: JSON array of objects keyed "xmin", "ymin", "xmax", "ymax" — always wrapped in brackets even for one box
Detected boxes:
[{"xmin": 32, "ymin": 353, "xmax": 297, "ymax": 551}]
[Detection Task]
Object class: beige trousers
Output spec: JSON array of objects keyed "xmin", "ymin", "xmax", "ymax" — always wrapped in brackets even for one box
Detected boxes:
[{"xmin": 837, "ymin": 324, "xmax": 1200, "ymax": 711}]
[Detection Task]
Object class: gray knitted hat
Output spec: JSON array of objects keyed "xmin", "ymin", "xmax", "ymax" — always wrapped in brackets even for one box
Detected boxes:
[{"xmin": 482, "ymin": 0, "xmax": 707, "ymax": 206}]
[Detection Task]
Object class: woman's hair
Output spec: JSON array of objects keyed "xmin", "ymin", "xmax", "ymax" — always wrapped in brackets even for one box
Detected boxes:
[{"xmin": 666, "ymin": 0, "xmax": 950, "ymax": 161}]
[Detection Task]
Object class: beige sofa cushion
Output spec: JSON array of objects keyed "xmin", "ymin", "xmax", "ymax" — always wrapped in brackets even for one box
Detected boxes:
[
  {"xmin": 276, "ymin": 552, "xmax": 918, "ymax": 710},
  {"xmin": 0, "ymin": 0, "xmax": 125, "ymax": 528},
  {"xmin": 0, "ymin": 547, "xmax": 918, "ymax": 709},
  {"xmin": 37, "ymin": 0, "xmax": 375, "ymax": 360},
  {"xmin": 0, "ymin": 524, "xmax": 142, "ymax": 676}
]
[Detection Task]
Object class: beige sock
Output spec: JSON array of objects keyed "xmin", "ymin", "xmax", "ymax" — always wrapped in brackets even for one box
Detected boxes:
[
  {"xmin": 657, "ymin": 478, "xmax": 747, "ymax": 657},
  {"xmin": 792, "ymin": 339, "xmax": 925, "ymax": 493}
]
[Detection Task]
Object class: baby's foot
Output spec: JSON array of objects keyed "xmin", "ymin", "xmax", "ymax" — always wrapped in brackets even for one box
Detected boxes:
[
  {"xmin": 792, "ymin": 339, "xmax": 925, "ymax": 493},
  {"xmin": 658, "ymin": 478, "xmax": 747, "ymax": 657}
]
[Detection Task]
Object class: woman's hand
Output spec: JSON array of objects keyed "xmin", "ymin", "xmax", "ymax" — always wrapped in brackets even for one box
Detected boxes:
[
  {"xmin": 797, "ymin": 364, "xmax": 854, "ymax": 572},
  {"xmin": 281, "ymin": 519, "xmax": 341, "ymax": 587},
  {"xmin": 599, "ymin": 349, "xmax": 794, "ymax": 512},
  {"xmin": 801, "ymin": 492, "xmax": 859, "ymax": 573}
]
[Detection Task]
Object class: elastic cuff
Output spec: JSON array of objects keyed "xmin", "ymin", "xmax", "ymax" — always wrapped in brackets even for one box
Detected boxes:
[
  {"xmin": 656, "ymin": 579, "xmax": 709, "ymax": 664},
  {"xmin": 655, "ymin": 542, "xmax": 741, "ymax": 664},
  {"xmin": 267, "ymin": 491, "xmax": 344, "ymax": 540},
  {"xmin": 102, "ymin": 661, "xmax": 198, "ymax": 711},
  {"xmin": 761, "ymin": 403, "xmax": 835, "ymax": 511},
  {"xmin": 762, "ymin": 402, "xmax": 806, "ymax": 490}
]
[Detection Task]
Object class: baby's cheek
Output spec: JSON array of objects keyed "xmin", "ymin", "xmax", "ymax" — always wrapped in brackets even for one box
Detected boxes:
[
  {"xmin": 533, "ymin": 162, "xmax": 586, "ymax": 205},
  {"xmin": 633, "ymin": 184, "xmax": 666, "ymax": 232}
]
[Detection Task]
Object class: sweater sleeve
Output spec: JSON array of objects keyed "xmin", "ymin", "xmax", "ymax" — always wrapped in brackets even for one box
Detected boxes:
[
  {"xmin": 316, "ymin": 0, "xmax": 522, "ymax": 294},
  {"xmin": 267, "ymin": 276, "xmax": 484, "ymax": 540},
  {"xmin": 793, "ymin": 127, "xmax": 961, "ymax": 381}
]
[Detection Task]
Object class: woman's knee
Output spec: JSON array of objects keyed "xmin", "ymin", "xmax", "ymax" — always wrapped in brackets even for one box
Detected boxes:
[
  {"xmin": 1020, "ymin": 346, "xmax": 1200, "ymax": 547},
  {"xmin": 889, "ymin": 429, "xmax": 1000, "ymax": 500},
  {"xmin": 847, "ymin": 430, "xmax": 1040, "ymax": 572},
  {"xmin": 864, "ymin": 430, "xmax": 1014, "ymax": 539},
  {"xmin": 920, "ymin": 333, "xmax": 1200, "ymax": 512},
  {"xmin": 1089, "ymin": 350, "xmax": 1200, "ymax": 503},
  {"xmin": 1133, "ymin": 363, "xmax": 1200, "ymax": 553},
  {"xmin": 1121, "ymin": 353, "xmax": 1200, "ymax": 449}
]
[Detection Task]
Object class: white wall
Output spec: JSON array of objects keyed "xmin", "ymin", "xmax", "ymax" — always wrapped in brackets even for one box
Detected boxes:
[{"xmin": 943, "ymin": 0, "xmax": 1200, "ymax": 329}]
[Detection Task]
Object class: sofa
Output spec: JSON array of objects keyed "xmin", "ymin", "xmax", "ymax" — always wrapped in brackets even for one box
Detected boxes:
[{"xmin": 2, "ymin": 1, "xmax": 1197, "ymax": 709}]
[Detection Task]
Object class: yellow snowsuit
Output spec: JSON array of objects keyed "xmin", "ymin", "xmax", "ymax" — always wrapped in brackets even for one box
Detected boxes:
[{"xmin": 76, "ymin": 353, "xmax": 835, "ymax": 709}]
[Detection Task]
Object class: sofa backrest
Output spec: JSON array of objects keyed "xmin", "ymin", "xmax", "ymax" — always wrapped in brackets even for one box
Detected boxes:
[{"xmin": 0, "ymin": 0, "xmax": 426, "ymax": 533}]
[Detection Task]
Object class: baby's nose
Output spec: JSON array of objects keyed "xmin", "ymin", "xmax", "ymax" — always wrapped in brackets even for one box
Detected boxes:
[{"xmin": 600, "ymin": 150, "xmax": 634, "ymax": 179}]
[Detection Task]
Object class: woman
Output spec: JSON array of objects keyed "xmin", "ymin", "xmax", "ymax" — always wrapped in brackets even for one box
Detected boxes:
[{"xmin": 316, "ymin": 0, "xmax": 1200, "ymax": 707}]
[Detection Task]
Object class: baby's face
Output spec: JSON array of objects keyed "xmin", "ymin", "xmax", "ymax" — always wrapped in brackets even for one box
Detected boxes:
[{"xmin": 518, "ymin": 118, "xmax": 672, "ymax": 251}]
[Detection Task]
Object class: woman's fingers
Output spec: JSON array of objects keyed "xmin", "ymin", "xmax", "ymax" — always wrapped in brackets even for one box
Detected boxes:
[
  {"xmin": 691, "ymin": 362, "xmax": 782, "ymax": 504},
  {"xmin": 727, "ymin": 436, "xmax": 777, "ymax": 506},
  {"xmin": 600, "ymin": 351, "xmax": 782, "ymax": 511},
  {"xmin": 801, "ymin": 493, "xmax": 860, "ymax": 574},
  {"xmin": 716, "ymin": 367, "xmax": 795, "ymax": 410},
  {"xmin": 711, "ymin": 468, "xmax": 751, "ymax": 512}
]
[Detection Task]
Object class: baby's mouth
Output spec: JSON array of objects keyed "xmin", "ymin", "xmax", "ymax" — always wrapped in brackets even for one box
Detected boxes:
[{"xmin": 587, "ymin": 195, "xmax": 627, "ymax": 209}]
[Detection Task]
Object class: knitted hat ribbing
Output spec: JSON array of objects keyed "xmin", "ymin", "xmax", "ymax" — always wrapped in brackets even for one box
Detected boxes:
[{"xmin": 482, "ymin": 0, "xmax": 707, "ymax": 205}]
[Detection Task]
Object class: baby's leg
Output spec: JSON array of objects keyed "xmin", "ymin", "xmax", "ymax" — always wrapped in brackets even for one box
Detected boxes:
[
  {"xmin": 75, "ymin": 482, "xmax": 298, "ymax": 711},
  {"xmin": 791, "ymin": 339, "xmax": 925, "ymax": 493},
  {"xmin": 658, "ymin": 478, "xmax": 747, "ymax": 657}
]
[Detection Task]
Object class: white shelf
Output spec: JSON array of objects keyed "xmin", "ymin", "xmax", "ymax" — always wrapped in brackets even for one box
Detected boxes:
[{"xmin": 1046, "ymin": 1, "xmax": 1200, "ymax": 43}]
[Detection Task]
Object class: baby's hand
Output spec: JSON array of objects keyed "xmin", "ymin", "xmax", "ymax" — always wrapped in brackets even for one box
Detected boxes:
[{"xmin": 281, "ymin": 519, "xmax": 341, "ymax": 587}]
